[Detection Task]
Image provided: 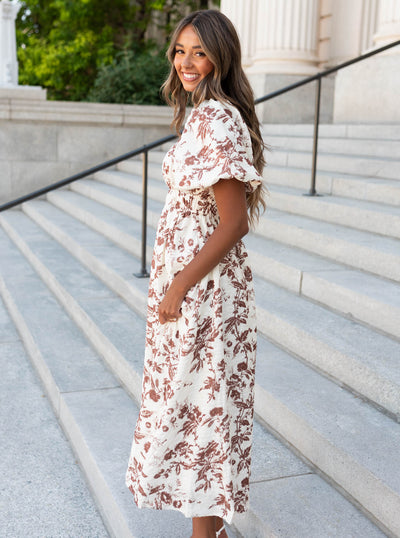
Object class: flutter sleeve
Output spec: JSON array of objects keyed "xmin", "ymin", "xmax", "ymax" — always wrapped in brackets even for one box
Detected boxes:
[{"xmin": 175, "ymin": 100, "xmax": 263, "ymax": 192}]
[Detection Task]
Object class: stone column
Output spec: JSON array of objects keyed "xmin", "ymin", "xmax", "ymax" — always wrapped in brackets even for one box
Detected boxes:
[
  {"xmin": 227, "ymin": 0, "xmax": 330, "ymax": 123},
  {"xmin": 0, "ymin": 0, "xmax": 21, "ymax": 86},
  {"xmin": 329, "ymin": 0, "xmax": 380, "ymax": 64},
  {"xmin": 220, "ymin": 0, "xmax": 257, "ymax": 68},
  {"xmin": 249, "ymin": 0, "xmax": 320, "ymax": 75},
  {"xmin": 360, "ymin": 0, "xmax": 380, "ymax": 52},
  {"xmin": 333, "ymin": 0, "xmax": 400, "ymax": 122},
  {"xmin": 373, "ymin": 0, "xmax": 400, "ymax": 47}
]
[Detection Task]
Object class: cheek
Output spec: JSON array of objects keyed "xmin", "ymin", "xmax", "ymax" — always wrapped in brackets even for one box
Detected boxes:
[{"xmin": 203, "ymin": 59, "xmax": 214, "ymax": 77}]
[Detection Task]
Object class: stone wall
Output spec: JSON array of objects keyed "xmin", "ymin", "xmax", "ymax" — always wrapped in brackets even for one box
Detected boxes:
[{"xmin": 0, "ymin": 98, "xmax": 173, "ymax": 204}]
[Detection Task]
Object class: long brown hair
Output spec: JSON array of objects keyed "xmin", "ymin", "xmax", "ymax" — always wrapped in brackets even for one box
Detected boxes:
[{"xmin": 162, "ymin": 9, "xmax": 267, "ymax": 226}]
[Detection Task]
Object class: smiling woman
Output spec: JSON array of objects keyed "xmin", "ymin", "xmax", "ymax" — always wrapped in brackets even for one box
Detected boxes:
[
  {"xmin": 173, "ymin": 25, "xmax": 214, "ymax": 91},
  {"xmin": 125, "ymin": 9, "xmax": 267, "ymax": 538}
]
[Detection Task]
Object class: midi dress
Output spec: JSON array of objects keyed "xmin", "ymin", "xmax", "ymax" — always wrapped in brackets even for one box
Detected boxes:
[{"xmin": 126, "ymin": 98, "xmax": 263, "ymax": 524}]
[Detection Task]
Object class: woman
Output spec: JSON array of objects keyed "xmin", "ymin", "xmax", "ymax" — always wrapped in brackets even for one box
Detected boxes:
[{"xmin": 126, "ymin": 9, "xmax": 266, "ymax": 538}]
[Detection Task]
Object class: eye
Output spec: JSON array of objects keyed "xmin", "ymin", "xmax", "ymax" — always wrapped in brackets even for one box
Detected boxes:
[
  {"xmin": 175, "ymin": 48, "xmax": 184, "ymax": 55},
  {"xmin": 196, "ymin": 51, "xmax": 206, "ymax": 57}
]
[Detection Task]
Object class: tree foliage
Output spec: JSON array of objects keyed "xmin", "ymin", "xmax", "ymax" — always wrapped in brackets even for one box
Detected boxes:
[
  {"xmin": 86, "ymin": 46, "xmax": 169, "ymax": 105},
  {"xmin": 16, "ymin": 0, "xmax": 214, "ymax": 103}
]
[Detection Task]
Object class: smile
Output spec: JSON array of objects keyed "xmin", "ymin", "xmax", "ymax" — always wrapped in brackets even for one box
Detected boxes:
[{"xmin": 182, "ymin": 73, "xmax": 200, "ymax": 81}]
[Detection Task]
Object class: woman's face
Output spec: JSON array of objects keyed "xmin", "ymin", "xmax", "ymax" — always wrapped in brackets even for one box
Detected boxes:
[{"xmin": 174, "ymin": 25, "xmax": 214, "ymax": 91}]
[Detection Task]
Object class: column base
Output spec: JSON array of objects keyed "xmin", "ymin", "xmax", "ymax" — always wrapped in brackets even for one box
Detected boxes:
[
  {"xmin": 249, "ymin": 73, "xmax": 335, "ymax": 124},
  {"xmin": 333, "ymin": 52, "xmax": 400, "ymax": 123},
  {"xmin": 0, "ymin": 85, "xmax": 47, "ymax": 100}
]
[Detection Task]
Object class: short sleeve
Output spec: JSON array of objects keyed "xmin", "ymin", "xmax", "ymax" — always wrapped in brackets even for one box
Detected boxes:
[{"xmin": 174, "ymin": 100, "xmax": 263, "ymax": 192}]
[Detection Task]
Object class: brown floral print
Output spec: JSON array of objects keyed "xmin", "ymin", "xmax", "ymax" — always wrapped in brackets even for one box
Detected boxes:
[{"xmin": 126, "ymin": 99, "xmax": 263, "ymax": 523}]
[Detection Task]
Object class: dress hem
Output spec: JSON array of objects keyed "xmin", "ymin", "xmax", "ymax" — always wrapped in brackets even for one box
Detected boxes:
[{"xmin": 126, "ymin": 482, "xmax": 247, "ymax": 524}]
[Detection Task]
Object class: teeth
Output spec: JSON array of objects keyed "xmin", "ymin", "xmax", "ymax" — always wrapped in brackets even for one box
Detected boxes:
[{"xmin": 182, "ymin": 73, "xmax": 199, "ymax": 81}]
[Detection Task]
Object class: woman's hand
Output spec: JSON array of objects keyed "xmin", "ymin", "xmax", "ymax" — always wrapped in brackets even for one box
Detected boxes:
[{"xmin": 158, "ymin": 280, "xmax": 187, "ymax": 324}]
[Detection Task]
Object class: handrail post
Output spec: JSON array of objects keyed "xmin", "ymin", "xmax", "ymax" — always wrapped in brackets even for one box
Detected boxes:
[
  {"xmin": 134, "ymin": 151, "xmax": 150, "ymax": 278},
  {"xmin": 307, "ymin": 76, "xmax": 322, "ymax": 196}
]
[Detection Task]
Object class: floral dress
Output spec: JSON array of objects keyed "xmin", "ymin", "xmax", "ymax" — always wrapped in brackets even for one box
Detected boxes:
[{"xmin": 126, "ymin": 98, "xmax": 263, "ymax": 523}]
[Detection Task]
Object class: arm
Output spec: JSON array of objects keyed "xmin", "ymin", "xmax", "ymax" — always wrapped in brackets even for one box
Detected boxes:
[{"xmin": 158, "ymin": 178, "xmax": 249, "ymax": 324}]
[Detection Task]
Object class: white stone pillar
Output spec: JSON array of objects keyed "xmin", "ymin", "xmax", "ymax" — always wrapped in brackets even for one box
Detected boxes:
[
  {"xmin": 329, "ymin": 0, "xmax": 379, "ymax": 64},
  {"xmin": 0, "ymin": 0, "xmax": 21, "ymax": 86},
  {"xmin": 220, "ymin": 0, "xmax": 257, "ymax": 68},
  {"xmin": 333, "ymin": 0, "xmax": 400, "ymax": 123},
  {"xmin": 249, "ymin": 0, "xmax": 320, "ymax": 75},
  {"xmin": 373, "ymin": 0, "xmax": 400, "ymax": 48},
  {"xmin": 360, "ymin": 0, "xmax": 380, "ymax": 52}
]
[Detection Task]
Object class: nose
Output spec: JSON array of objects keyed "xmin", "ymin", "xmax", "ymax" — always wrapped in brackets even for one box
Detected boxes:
[{"xmin": 181, "ymin": 53, "xmax": 193, "ymax": 68}]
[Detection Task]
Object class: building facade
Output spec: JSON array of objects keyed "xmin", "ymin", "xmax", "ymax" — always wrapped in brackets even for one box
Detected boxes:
[{"xmin": 220, "ymin": 0, "xmax": 400, "ymax": 123}]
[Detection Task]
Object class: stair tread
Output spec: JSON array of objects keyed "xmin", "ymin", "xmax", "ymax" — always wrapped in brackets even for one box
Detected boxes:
[
  {"xmin": 100, "ymin": 168, "xmax": 400, "ymax": 223},
  {"xmin": 261, "ymin": 123, "xmax": 400, "ymax": 140},
  {"xmin": 0, "ymin": 296, "xmax": 109, "ymax": 538},
  {"xmin": 64, "ymin": 387, "xmax": 194, "ymax": 538},
  {"xmin": 89, "ymin": 173, "xmax": 400, "ymax": 262},
  {"xmin": 35, "ymin": 197, "xmax": 400, "ymax": 387},
  {"xmin": 113, "ymin": 154, "xmax": 400, "ymax": 215},
  {"xmin": 253, "ymin": 273, "xmax": 400, "ymax": 381},
  {"xmin": 49, "ymin": 188, "xmax": 400, "ymax": 315},
  {"xmin": 263, "ymin": 207, "xmax": 400, "ymax": 257},
  {"xmin": 146, "ymin": 150, "xmax": 400, "ymax": 188},
  {"xmin": 79, "ymin": 176, "xmax": 167, "ymax": 211},
  {"xmin": 11, "ymin": 202, "xmax": 400, "ymax": 425},
  {"xmin": 270, "ymin": 147, "xmax": 400, "ymax": 165},
  {"xmin": 0, "ymin": 229, "xmax": 192, "ymax": 537},
  {"xmin": 254, "ymin": 330, "xmax": 400, "ymax": 496},
  {"xmin": 4, "ymin": 203, "xmax": 400, "ymax": 510},
  {"xmin": 2, "ymin": 211, "xmax": 382, "ymax": 537},
  {"xmin": 248, "ymin": 474, "xmax": 386, "ymax": 537},
  {"xmin": 94, "ymin": 170, "xmax": 400, "ymax": 253},
  {"xmin": 245, "ymin": 232, "xmax": 400, "ymax": 308},
  {"xmin": 269, "ymin": 184, "xmax": 400, "ymax": 217},
  {"xmin": 0, "ymin": 226, "xmax": 118, "ymax": 394},
  {"xmin": 263, "ymin": 134, "xmax": 400, "ymax": 159}
]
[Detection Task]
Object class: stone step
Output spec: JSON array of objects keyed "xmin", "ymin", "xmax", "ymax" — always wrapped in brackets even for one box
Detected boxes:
[
  {"xmin": 50, "ymin": 183, "xmax": 400, "ymax": 344},
  {"xmin": 0, "ymin": 226, "xmax": 194, "ymax": 538},
  {"xmin": 264, "ymin": 134, "xmax": 400, "ymax": 159},
  {"xmin": 117, "ymin": 153, "xmax": 400, "ymax": 214},
  {"xmin": 263, "ymin": 184, "xmax": 400, "ymax": 240},
  {"xmin": 265, "ymin": 165, "xmax": 400, "ymax": 205},
  {"xmin": 261, "ymin": 123, "xmax": 400, "ymax": 140},
  {"xmin": 109, "ymin": 163, "xmax": 400, "ymax": 241},
  {"xmin": 0, "ymin": 215, "xmax": 386, "ymax": 538},
  {"xmin": 117, "ymin": 159, "xmax": 164, "ymax": 181},
  {"xmin": 23, "ymin": 197, "xmax": 400, "ymax": 421},
  {"xmin": 143, "ymin": 149, "xmax": 400, "ymax": 207},
  {"xmin": 2, "ymin": 206, "xmax": 398, "ymax": 536},
  {"xmin": 83, "ymin": 174, "xmax": 400, "ymax": 284},
  {"xmin": 268, "ymin": 149, "xmax": 400, "ymax": 181},
  {"xmin": 0, "ymin": 293, "xmax": 110, "ymax": 538},
  {"xmin": 256, "ymin": 208, "xmax": 400, "ymax": 283}
]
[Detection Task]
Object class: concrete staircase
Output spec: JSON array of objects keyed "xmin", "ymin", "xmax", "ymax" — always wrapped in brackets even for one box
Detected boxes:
[{"xmin": 1, "ymin": 122, "xmax": 399, "ymax": 538}]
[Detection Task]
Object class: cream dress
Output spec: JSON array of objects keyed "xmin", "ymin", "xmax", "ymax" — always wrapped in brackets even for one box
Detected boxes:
[{"xmin": 126, "ymin": 99, "xmax": 263, "ymax": 523}]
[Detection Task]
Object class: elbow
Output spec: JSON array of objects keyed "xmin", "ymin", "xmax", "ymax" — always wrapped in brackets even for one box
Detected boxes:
[
  {"xmin": 219, "ymin": 216, "xmax": 249, "ymax": 242},
  {"xmin": 234, "ymin": 217, "xmax": 249, "ymax": 240},
  {"xmin": 239, "ymin": 219, "xmax": 249, "ymax": 238}
]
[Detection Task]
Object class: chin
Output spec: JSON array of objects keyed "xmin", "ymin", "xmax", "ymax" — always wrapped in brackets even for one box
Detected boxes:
[{"xmin": 181, "ymin": 81, "xmax": 199, "ymax": 92}]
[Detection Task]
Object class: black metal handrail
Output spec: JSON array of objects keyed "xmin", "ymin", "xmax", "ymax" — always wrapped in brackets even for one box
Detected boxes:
[
  {"xmin": 0, "ymin": 132, "xmax": 177, "ymax": 277},
  {"xmin": 1, "ymin": 38, "xmax": 399, "ymax": 277}
]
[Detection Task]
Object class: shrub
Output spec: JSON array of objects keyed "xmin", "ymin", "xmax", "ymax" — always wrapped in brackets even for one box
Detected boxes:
[{"xmin": 86, "ymin": 46, "xmax": 169, "ymax": 105}]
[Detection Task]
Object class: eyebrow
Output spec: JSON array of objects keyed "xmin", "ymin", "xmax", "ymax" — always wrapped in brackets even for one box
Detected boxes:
[{"xmin": 175, "ymin": 43, "xmax": 202, "ymax": 49}]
